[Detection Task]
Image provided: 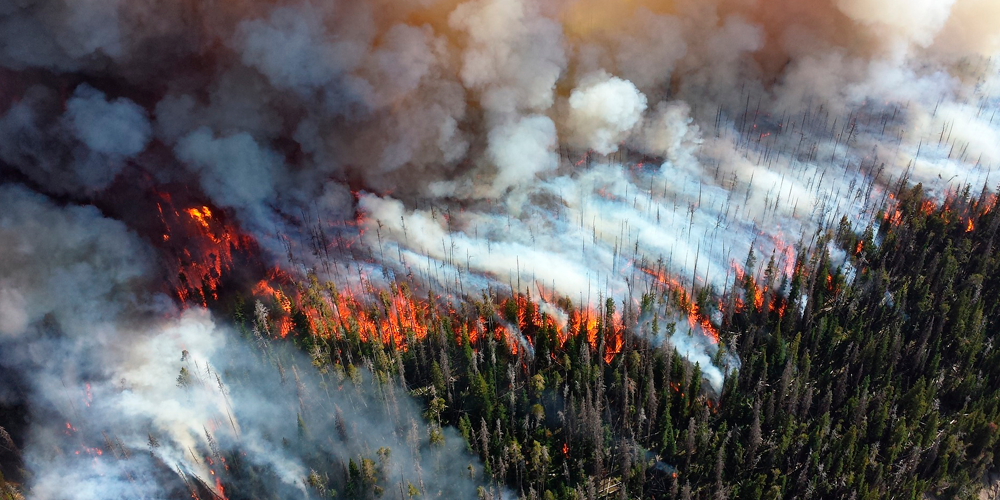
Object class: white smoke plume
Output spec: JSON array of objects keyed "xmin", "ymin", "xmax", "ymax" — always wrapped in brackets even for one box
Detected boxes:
[
  {"xmin": 566, "ymin": 72, "xmax": 647, "ymax": 155},
  {"xmin": 2, "ymin": 0, "xmax": 1000, "ymax": 495},
  {"xmin": 487, "ymin": 115, "xmax": 560, "ymax": 196}
]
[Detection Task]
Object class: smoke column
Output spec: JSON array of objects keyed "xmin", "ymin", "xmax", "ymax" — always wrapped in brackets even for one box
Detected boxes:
[{"xmin": 1, "ymin": 0, "xmax": 999, "ymax": 497}]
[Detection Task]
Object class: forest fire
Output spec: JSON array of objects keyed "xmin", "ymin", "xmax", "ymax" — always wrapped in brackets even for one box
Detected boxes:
[
  {"xmin": 769, "ymin": 300, "xmax": 787, "ymax": 318},
  {"xmin": 5, "ymin": 0, "xmax": 1000, "ymax": 496},
  {"xmin": 730, "ymin": 262, "xmax": 767, "ymax": 314},
  {"xmin": 564, "ymin": 305, "xmax": 623, "ymax": 363},
  {"xmin": 639, "ymin": 265, "xmax": 720, "ymax": 343},
  {"xmin": 140, "ymin": 171, "xmax": 783, "ymax": 378},
  {"xmin": 603, "ymin": 326, "xmax": 624, "ymax": 364},
  {"xmin": 155, "ymin": 193, "xmax": 256, "ymax": 308},
  {"xmin": 215, "ymin": 477, "xmax": 227, "ymax": 500},
  {"xmin": 186, "ymin": 207, "xmax": 214, "ymax": 234},
  {"xmin": 570, "ymin": 309, "xmax": 600, "ymax": 350},
  {"xmin": 883, "ymin": 208, "xmax": 904, "ymax": 227},
  {"xmin": 253, "ymin": 278, "xmax": 295, "ymax": 337},
  {"xmin": 686, "ymin": 304, "xmax": 720, "ymax": 344},
  {"xmin": 228, "ymin": 257, "xmax": 647, "ymax": 367},
  {"xmin": 316, "ymin": 285, "xmax": 429, "ymax": 347},
  {"xmin": 880, "ymin": 186, "xmax": 995, "ymax": 239}
]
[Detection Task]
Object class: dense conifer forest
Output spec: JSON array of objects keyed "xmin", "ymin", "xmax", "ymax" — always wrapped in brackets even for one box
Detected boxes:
[
  {"xmin": 172, "ymin": 182, "xmax": 999, "ymax": 500},
  {"xmin": 4, "ymin": 0, "xmax": 1000, "ymax": 498}
]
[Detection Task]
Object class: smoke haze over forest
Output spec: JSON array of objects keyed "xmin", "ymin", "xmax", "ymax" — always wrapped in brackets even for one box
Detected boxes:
[{"xmin": 1, "ymin": 0, "xmax": 1000, "ymax": 498}]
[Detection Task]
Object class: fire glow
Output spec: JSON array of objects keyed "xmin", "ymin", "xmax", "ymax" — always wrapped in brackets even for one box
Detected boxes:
[
  {"xmin": 638, "ymin": 265, "xmax": 720, "ymax": 344},
  {"xmin": 145, "ymin": 175, "xmax": 822, "ymax": 381},
  {"xmin": 156, "ymin": 193, "xmax": 255, "ymax": 308}
]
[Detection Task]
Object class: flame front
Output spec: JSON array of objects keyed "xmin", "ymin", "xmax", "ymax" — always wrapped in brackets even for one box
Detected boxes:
[{"xmin": 639, "ymin": 265, "xmax": 720, "ymax": 344}]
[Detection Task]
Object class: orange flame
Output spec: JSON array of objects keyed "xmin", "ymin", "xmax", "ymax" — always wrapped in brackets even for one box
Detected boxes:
[
  {"xmin": 156, "ymin": 194, "xmax": 255, "ymax": 308},
  {"xmin": 604, "ymin": 316, "xmax": 623, "ymax": 364},
  {"xmin": 769, "ymin": 300, "xmax": 787, "ymax": 319},
  {"xmin": 920, "ymin": 200, "xmax": 935, "ymax": 215},
  {"xmin": 638, "ymin": 266, "xmax": 719, "ymax": 344},
  {"xmin": 883, "ymin": 209, "xmax": 903, "ymax": 227},
  {"xmin": 185, "ymin": 207, "xmax": 213, "ymax": 234},
  {"xmin": 253, "ymin": 279, "xmax": 294, "ymax": 337},
  {"xmin": 214, "ymin": 476, "xmax": 228, "ymax": 500},
  {"xmin": 570, "ymin": 308, "xmax": 601, "ymax": 351},
  {"xmin": 286, "ymin": 283, "xmax": 434, "ymax": 348},
  {"xmin": 250, "ymin": 270, "xmax": 629, "ymax": 362}
]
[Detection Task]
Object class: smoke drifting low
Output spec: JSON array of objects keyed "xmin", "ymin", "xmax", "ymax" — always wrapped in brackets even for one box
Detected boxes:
[
  {"xmin": 1, "ymin": 0, "xmax": 1000, "ymax": 496},
  {"xmin": 0, "ymin": 185, "xmax": 493, "ymax": 498}
]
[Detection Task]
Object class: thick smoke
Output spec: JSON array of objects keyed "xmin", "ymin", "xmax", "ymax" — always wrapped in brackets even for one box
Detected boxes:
[
  {"xmin": 566, "ymin": 72, "xmax": 647, "ymax": 155},
  {"xmin": 2, "ymin": 0, "xmax": 1000, "ymax": 495},
  {"xmin": 487, "ymin": 115, "xmax": 560, "ymax": 196},
  {"xmin": 0, "ymin": 185, "xmax": 494, "ymax": 498},
  {"xmin": 174, "ymin": 127, "xmax": 282, "ymax": 230},
  {"xmin": 0, "ymin": 85, "xmax": 151, "ymax": 193}
]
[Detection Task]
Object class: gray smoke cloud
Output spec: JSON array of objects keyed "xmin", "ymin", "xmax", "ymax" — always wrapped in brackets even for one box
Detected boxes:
[
  {"xmin": 0, "ymin": 185, "xmax": 496, "ymax": 498},
  {"xmin": 0, "ymin": 84, "xmax": 150, "ymax": 193},
  {"xmin": 2, "ymin": 0, "xmax": 1000, "ymax": 495},
  {"xmin": 174, "ymin": 127, "xmax": 283, "ymax": 232}
]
